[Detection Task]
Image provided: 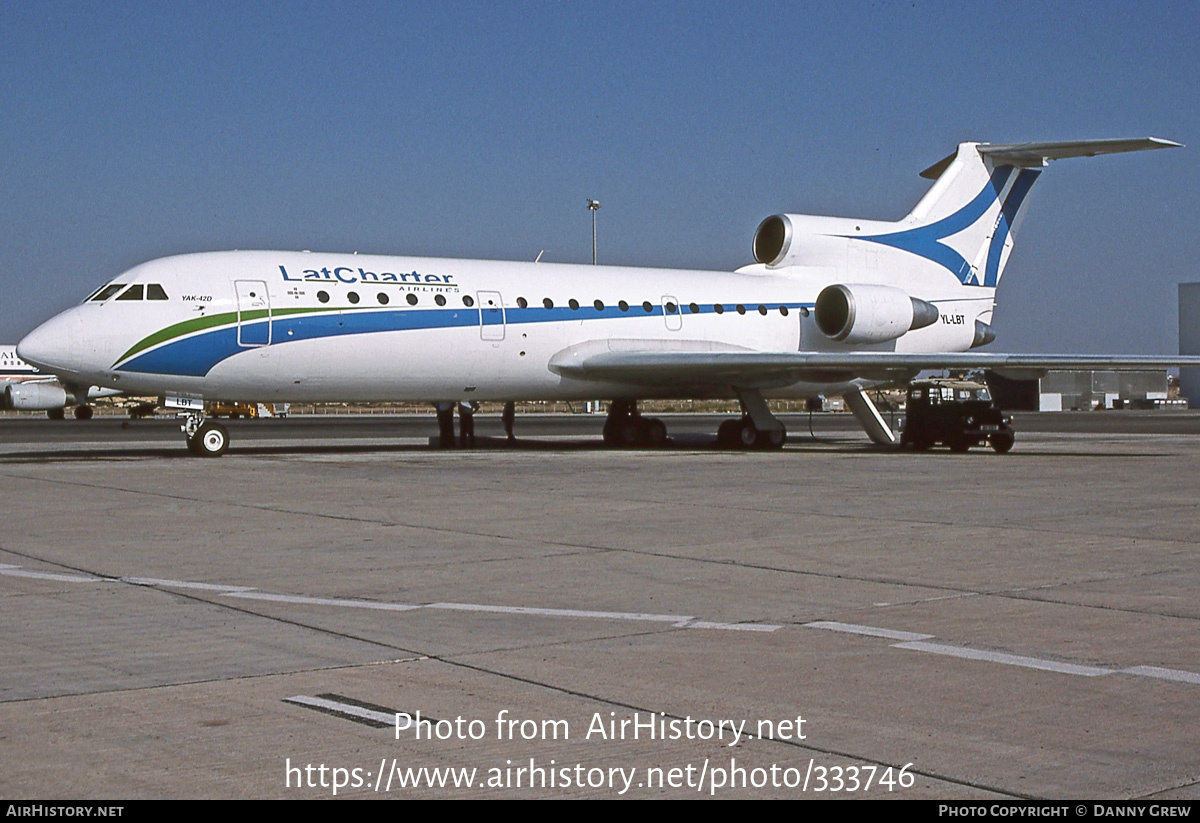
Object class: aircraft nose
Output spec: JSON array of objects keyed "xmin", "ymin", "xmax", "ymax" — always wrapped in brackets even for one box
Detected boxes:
[{"xmin": 18, "ymin": 309, "xmax": 84, "ymax": 376}]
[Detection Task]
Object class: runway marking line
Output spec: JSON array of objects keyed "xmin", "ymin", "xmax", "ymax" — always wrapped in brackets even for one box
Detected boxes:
[
  {"xmin": 5, "ymin": 566, "xmax": 1195, "ymax": 677},
  {"xmin": 227, "ymin": 591, "xmax": 424, "ymax": 612},
  {"xmin": 0, "ymin": 564, "xmax": 781, "ymax": 633},
  {"xmin": 0, "ymin": 564, "xmax": 102, "ymax": 583},
  {"xmin": 284, "ymin": 693, "xmax": 409, "ymax": 728},
  {"xmin": 806, "ymin": 620, "xmax": 1197, "ymax": 685}
]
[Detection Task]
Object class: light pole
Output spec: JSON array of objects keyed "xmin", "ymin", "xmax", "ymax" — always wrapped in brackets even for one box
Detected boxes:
[{"xmin": 587, "ymin": 199, "xmax": 600, "ymax": 265}]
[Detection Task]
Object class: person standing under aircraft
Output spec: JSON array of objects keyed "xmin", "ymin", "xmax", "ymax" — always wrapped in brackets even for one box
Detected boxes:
[
  {"xmin": 458, "ymin": 400, "xmax": 476, "ymax": 448},
  {"xmin": 436, "ymin": 402, "xmax": 456, "ymax": 449},
  {"xmin": 502, "ymin": 401, "xmax": 515, "ymax": 443}
]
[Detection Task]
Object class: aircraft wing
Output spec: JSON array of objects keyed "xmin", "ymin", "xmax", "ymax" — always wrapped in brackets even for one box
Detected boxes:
[{"xmin": 550, "ymin": 346, "xmax": 1200, "ymax": 391}]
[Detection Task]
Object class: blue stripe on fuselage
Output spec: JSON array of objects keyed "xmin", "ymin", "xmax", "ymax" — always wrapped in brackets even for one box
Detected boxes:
[{"xmin": 117, "ymin": 302, "xmax": 811, "ymax": 377}]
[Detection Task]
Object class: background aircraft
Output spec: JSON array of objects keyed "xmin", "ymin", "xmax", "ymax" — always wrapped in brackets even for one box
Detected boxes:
[{"xmin": 0, "ymin": 346, "xmax": 116, "ymax": 419}]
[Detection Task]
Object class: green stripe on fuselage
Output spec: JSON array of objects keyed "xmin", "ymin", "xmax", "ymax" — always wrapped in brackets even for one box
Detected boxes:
[{"xmin": 115, "ymin": 306, "xmax": 324, "ymax": 365}]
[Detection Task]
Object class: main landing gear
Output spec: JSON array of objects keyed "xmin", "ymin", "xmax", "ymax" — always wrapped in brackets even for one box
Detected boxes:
[
  {"xmin": 45, "ymin": 405, "xmax": 93, "ymax": 420},
  {"xmin": 715, "ymin": 416, "xmax": 786, "ymax": 450},
  {"xmin": 601, "ymin": 400, "xmax": 669, "ymax": 448},
  {"xmin": 182, "ymin": 412, "xmax": 229, "ymax": 457},
  {"xmin": 715, "ymin": 389, "xmax": 787, "ymax": 451}
]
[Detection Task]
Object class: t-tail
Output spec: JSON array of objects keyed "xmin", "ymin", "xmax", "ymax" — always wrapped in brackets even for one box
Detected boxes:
[{"xmin": 751, "ymin": 137, "xmax": 1181, "ymax": 290}]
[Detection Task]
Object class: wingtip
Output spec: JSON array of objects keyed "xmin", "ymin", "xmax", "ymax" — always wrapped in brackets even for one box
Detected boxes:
[{"xmin": 1147, "ymin": 137, "xmax": 1184, "ymax": 149}]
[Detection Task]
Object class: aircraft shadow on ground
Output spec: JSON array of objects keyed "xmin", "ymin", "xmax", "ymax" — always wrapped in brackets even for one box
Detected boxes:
[{"xmin": 0, "ymin": 435, "xmax": 1167, "ymax": 461}]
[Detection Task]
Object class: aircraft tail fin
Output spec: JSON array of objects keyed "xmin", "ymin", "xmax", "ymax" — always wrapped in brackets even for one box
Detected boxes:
[
  {"xmin": 751, "ymin": 138, "xmax": 1179, "ymax": 284},
  {"xmin": 888, "ymin": 138, "xmax": 1181, "ymax": 288}
]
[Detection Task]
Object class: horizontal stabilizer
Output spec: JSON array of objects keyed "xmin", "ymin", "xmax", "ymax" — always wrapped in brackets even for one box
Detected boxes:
[
  {"xmin": 919, "ymin": 137, "xmax": 1181, "ymax": 179},
  {"xmin": 978, "ymin": 137, "xmax": 1182, "ymax": 167}
]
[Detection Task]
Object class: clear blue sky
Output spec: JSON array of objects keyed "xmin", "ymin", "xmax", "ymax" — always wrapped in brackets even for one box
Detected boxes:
[{"xmin": 2, "ymin": 1, "xmax": 1197, "ymax": 353}]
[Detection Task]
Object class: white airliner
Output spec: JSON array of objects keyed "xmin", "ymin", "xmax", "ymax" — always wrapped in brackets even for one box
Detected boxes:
[
  {"xmin": 17, "ymin": 138, "xmax": 1197, "ymax": 456},
  {"xmin": 0, "ymin": 346, "xmax": 115, "ymax": 419}
]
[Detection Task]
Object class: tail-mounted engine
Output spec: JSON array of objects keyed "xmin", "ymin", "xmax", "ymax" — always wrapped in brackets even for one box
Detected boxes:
[{"xmin": 814, "ymin": 284, "xmax": 940, "ymax": 344}]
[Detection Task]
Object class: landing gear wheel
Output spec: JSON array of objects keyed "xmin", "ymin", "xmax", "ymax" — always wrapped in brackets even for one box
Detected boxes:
[
  {"xmin": 47, "ymin": 407, "xmax": 65, "ymax": 421},
  {"xmin": 760, "ymin": 427, "xmax": 786, "ymax": 450},
  {"xmin": 602, "ymin": 420, "xmax": 618, "ymax": 445},
  {"xmin": 716, "ymin": 419, "xmax": 740, "ymax": 448},
  {"xmin": 74, "ymin": 405, "xmax": 93, "ymax": 420},
  {"xmin": 188, "ymin": 422, "xmax": 229, "ymax": 457},
  {"xmin": 737, "ymin": 419, "xmax": 759, "ymax": 449},
  {"xmin": 990, "ymin": 432, "xmax": 1015, "ymax": 453},
  {"xmin": 619, "ymin": 418, "xmax": 642, "ymax": 447},
  {"xmin": 644, "ymin": 418, "xmax": 668, "ymax": 447}
]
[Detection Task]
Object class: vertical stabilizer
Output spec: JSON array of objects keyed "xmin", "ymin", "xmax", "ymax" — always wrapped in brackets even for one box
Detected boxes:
[{"xmin": 856, "ymin": 137, "xmax": 1179, "ymax": 288}]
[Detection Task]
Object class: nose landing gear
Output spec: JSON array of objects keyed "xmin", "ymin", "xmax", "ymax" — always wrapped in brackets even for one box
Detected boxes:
[{"xmin": 182, "ymin": 412, "xmax": 229, "ymax": 457}]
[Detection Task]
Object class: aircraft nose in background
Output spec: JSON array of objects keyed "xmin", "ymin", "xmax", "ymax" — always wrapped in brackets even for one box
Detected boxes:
[{"xmin": 18, "ymin": 309, "xmax": 84, "ymax": 376}]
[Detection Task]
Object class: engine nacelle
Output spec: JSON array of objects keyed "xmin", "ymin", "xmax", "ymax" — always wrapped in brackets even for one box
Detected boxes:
[
  {"xmin": 5, "ymin": 382, "xmax": 68, "ymax": 411},
  {"xmin": 814, "ymin": 284, "xmax": 940, "ymax": 344},
  {"xmin": 753, "ymin": 213, "xmax": 899, "ymax": 269}
]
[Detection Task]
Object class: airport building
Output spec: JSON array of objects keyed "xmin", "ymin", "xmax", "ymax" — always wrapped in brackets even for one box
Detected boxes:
[
  {"xmin": 1181, "ymin": 283, "xmax": 1200, "ymax": 408},
  {"xmin": 987, "ymin": 369, "xmax": 1172, "ymax": 411}
]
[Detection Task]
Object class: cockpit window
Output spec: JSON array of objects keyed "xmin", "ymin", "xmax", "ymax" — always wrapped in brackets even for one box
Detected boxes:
[
  {"xmin": 90, "ymin": 284, "xmax": 125, "ymax": 302},
  {"xmin": 116, "ymin": 284, "xmax": 144, "ymax": 301},
  {"xmin": 146, "ymin": 284, "xmax": 168, "ymax": 300},
  {"xmin": 82, "ymin": 285, "xmax": 108, "ymax": 302}
]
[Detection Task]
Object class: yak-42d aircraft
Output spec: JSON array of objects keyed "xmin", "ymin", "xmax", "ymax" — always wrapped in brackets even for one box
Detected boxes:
[{"xmin": 17, "ymin": 137, "xmax": 1199, "ymax": 456}]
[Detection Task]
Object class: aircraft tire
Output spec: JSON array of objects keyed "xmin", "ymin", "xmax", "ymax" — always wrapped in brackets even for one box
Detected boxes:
[
  {"xmin": 618, "ymin": 418, "xmax": 642, "ymax": 448},
  {"xmin": 644, "ymin": 418, "xmax": 668, "ymax": 447},
  {"xmin": 715, "ymin": 419, "xmax": 739, "ymax": 448},
  {"xmin": 47, "ymin": 407, "xmax": 65, "ymax": 421},
  {"xmin": 737, "ymin": 420, "xmax": 759, "ymax": 450},
  {"xmin": 74, "ymin": 405, "xmax": 93, "ymax": 420},
  {"xmin": 190, "ymin": 422, "xmax": 230, "ymax": 457},
  {"xmin": 759, "ymin": 427, "xmax": 786, "ymax": 450}
]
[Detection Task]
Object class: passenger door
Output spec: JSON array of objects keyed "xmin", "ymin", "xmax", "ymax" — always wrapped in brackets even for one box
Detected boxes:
[{"xmin": 235, "ymin": 280, "xmax": 271, "ymax": 346}]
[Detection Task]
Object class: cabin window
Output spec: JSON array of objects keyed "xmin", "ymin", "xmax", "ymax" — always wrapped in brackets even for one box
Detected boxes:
[
  {"xmin": 736, "ymin": 304, "xmax": 746, "ymax": 315},
  {"xmin": 318, "ymin": 291, "xmax": 330, "ymax": 303},
  {"xmin": 463, "ymin": 295, "xmax": 475, "ymax": 307},
  {"xmin": 714, "ymin": 304, "xmax": 725, "ymax": 314},
  {"xmin": 619, "ymin": 301, "xmax": 629, "ymax": 311},
  {"xmin": 568, "ymin": 299, "xmax": 579, "ymax": 310},
  {"xmin": 641, "ymin": 301, "xmax": 652, "ymax": 313},
  {"xmin": 594, "ymin": 299, "xmax": 604, "ymax": 311},
  {"xmin": 543, "ymin": 298, "xmax": 554, "ymax": 309},
  {"xmin": 757, "ymin": 305, "xmax": 767, "ymax": 315},
  {"xmin": 665, "ymin": 302, "xmax": 677, "ymax": 314},
  {"xmin": 347, "ymin": 291, "xmax": 360, "ymax": 304},
  {"xmin": 146, "ymin": 284, "xmax": 168, "ymax": 300},
  {"xmin": 406, "ymin": 293, "xmax": 418, "ymax": 306},
  {"xmin": 688, "ymin": 302, "xmax": 699, "ymax": 314},
  {"xmin": 377, "ymin": 293, "xmax": 389, "ymax": 305},
  {"xmin": 116, "ymin": 284, "xmax": 144, "ymax": 301},
  {"xmin": 435, "ymin": 294, "xmax": 446, "ymax": 306},
  {"xmin": 779, "ymin": 305, "xmax": 789, "ymax": 316},
  {"xmin": 517, "ymin": 297, "xmax": 528, "ymax": 309}
]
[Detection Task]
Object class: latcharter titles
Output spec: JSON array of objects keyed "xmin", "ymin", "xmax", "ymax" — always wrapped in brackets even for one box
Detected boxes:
[{"xmin": 278, "ymin": 264, "xmax": 456, "ymax": 287}]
